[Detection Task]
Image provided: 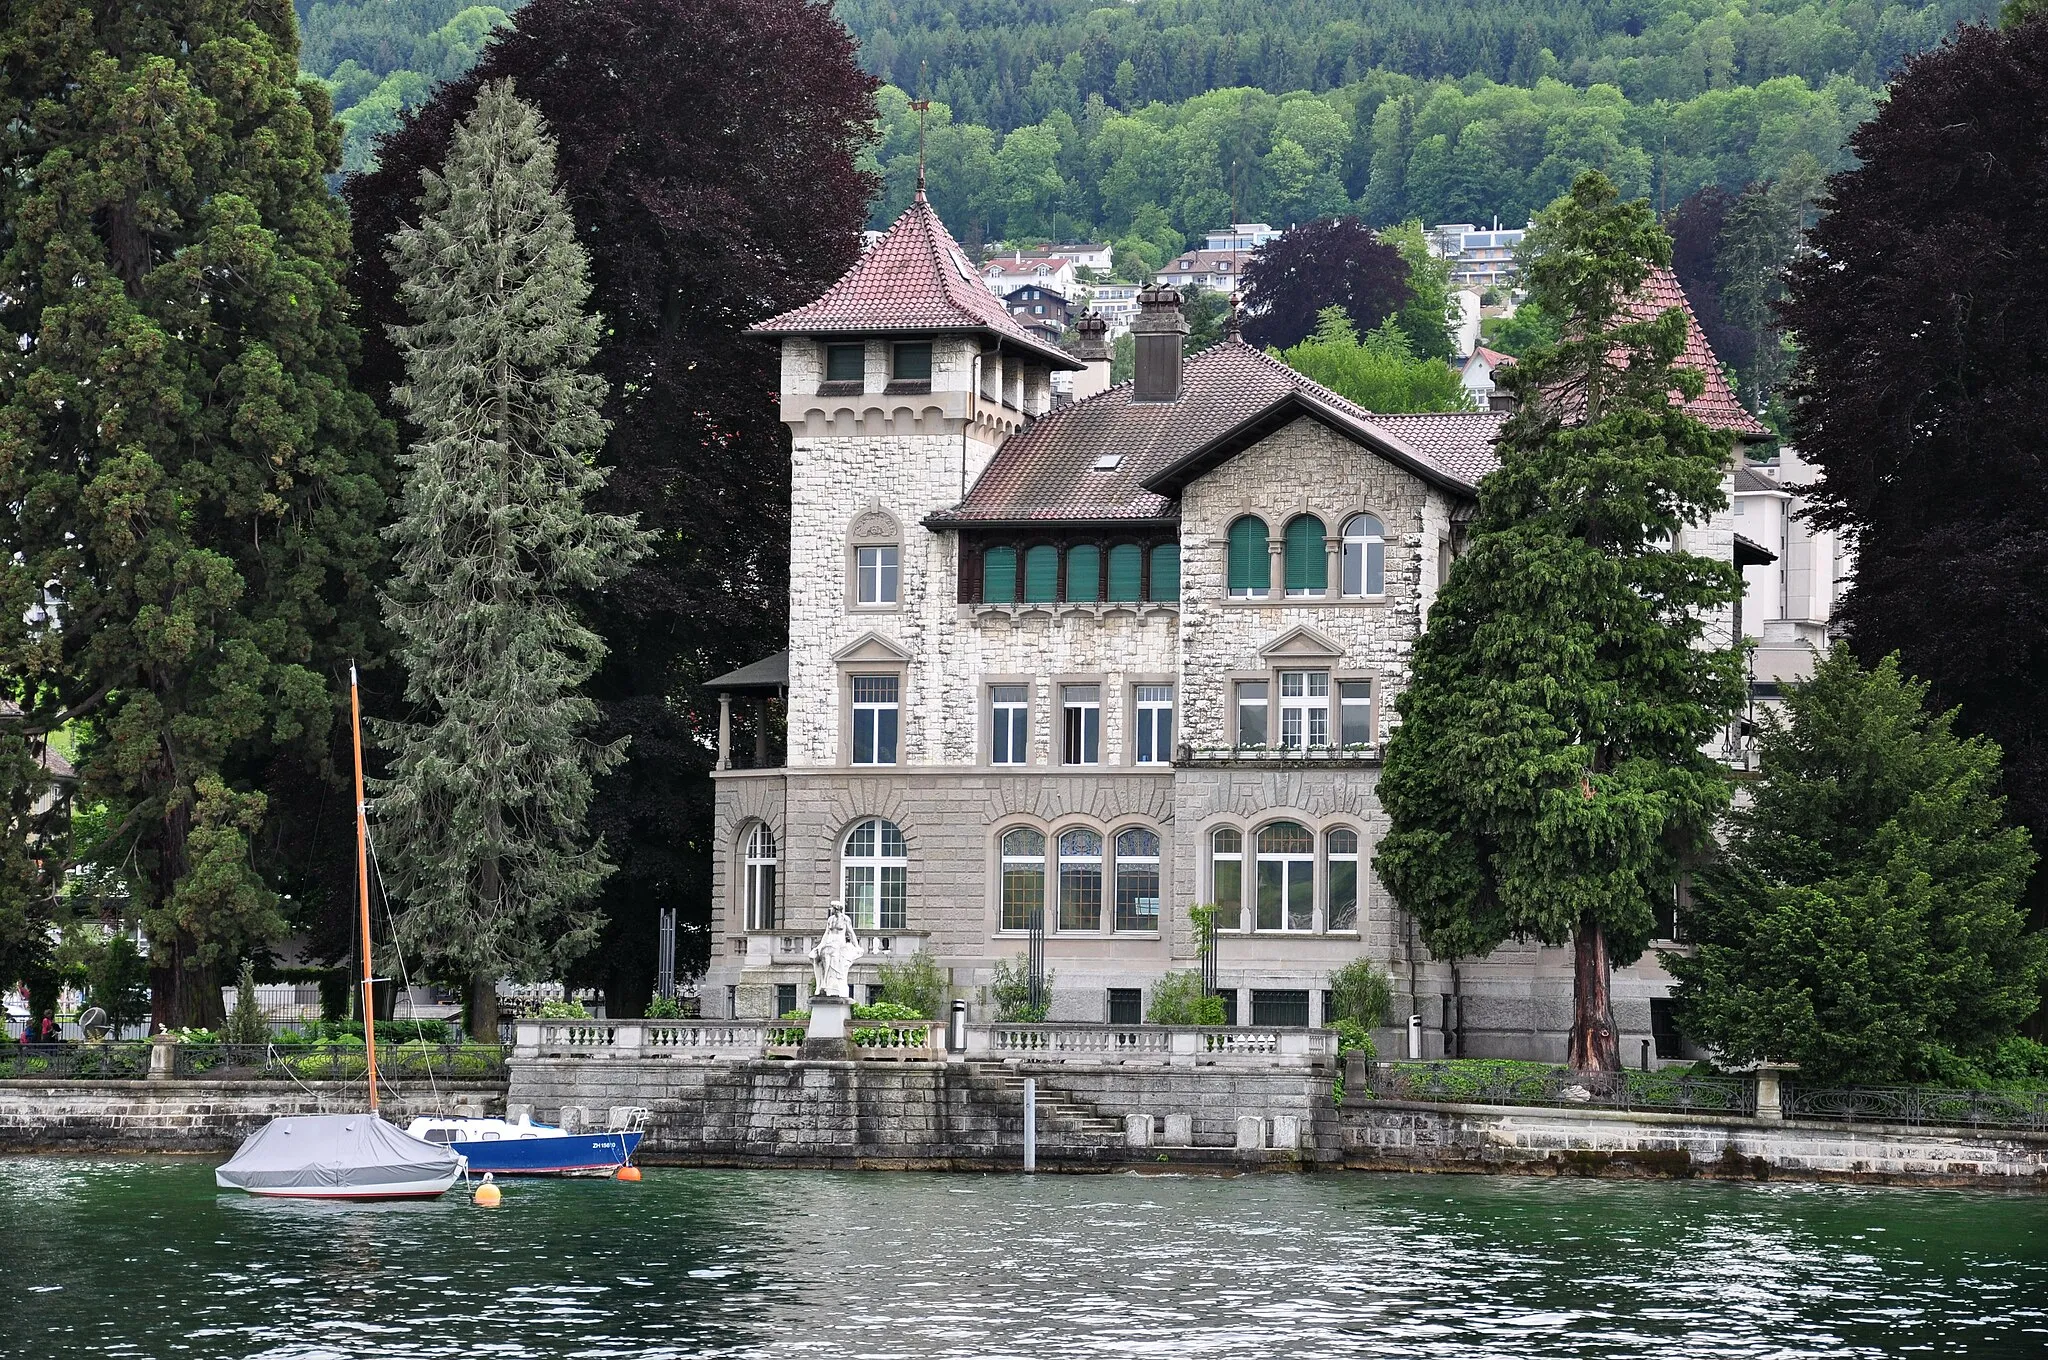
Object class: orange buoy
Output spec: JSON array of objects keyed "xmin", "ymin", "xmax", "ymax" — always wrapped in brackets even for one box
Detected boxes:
[
  {"xmin": 615, "ymin": 1165, "xmax": 642, "ymax": 1182},
  {"xmin": 472, "ymin": 1173, "xmax": 502, "ymax": 1206}
]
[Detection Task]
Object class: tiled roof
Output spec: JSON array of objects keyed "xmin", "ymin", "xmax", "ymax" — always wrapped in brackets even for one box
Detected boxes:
[
  {"xmin": 1638, "ymin": 266, "xmax": 1771, "ymax": 439},
  {"xmin": 1733, "ymin": 463, "xmax": 1784, "ymax": 494},
  {"xmin": 749, "ymin": 195, "xmax": 1079, "ymax": 369},
  {"xmin": 933, "ymin": 342, "xmax": 1498, "ymax": 524},
  {"xmin": 1468, "ymin": 345, "xmax": 1516, "ymax": 370}
]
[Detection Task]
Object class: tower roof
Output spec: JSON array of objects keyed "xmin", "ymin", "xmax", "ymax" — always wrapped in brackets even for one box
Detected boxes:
[{"xmin": 748, "ymin": 196, "xmax": 1082, "ymax": 369}]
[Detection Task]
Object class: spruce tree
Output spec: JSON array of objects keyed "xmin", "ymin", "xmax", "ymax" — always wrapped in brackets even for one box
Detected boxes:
[
  {"xmin": 1668, "ymin": 648, "xmax": 2042, "ymax": 1085},
  {"xmin": 376, "ymin": 81, "xmax": 648, "ymax": 1041},
  {"xmin": 0, "ymin": 0, "xmax": 392, "ymax": 1026},
  {"xmin": 1376, "ymin": 172, "xmax": 1747, "ymax": 1071}
]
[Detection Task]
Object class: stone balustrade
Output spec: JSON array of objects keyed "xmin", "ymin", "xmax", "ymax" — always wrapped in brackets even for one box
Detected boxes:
[{"xmin": 512, "ymin": 1018, "xmax": 1335, "ymax": 1067}]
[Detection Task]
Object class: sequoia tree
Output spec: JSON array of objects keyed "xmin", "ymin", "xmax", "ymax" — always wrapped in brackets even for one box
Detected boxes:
[
  {"xmin": 1781, "ymin": 17, "xmax": 2048, "ymax": 929},
  {"xmin": 1668, "ymin": 648, "xmax": 2041, "ymax": 1085},
  {"xmin": 1376, "ymin": 173, "xmax": 1746, "ymax": 1071},
  {"xmin": 377, "ymin": 81, "xmax": 647, "ymax": 1040},
  {"xmin": 0, "ymin": 0, "xmax": 391, "ymax": 1026},
  {"xmin": 1240, "ymin": 216, "xmax": 1413, "ymax": 350},
  {"xmin": 346, "ymin": 0, "xmax": 877, "ymax": 1011}
]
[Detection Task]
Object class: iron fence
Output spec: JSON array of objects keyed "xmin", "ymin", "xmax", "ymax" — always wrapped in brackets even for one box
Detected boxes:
[
  {"xmin": 169, "ymin": 1042, "xmax": 506, "ymax": 1082},
  {"xmin": 1366, "ymin": 1060, "xmax": 1756, "ymax": 1116},
  {"xmin": 0, "ymin": 1042, "xmax": 155, "ymax": 1080},
  {"xmin": 1781, "ymin": 1084, "xmax": 2048, "ymax": 1132}
]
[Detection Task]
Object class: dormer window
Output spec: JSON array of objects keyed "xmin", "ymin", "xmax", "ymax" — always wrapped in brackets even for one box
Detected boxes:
[
  {"xmin": 892, "ymin": 342, "xmax": 932, "ymax": 382},
  {"xmin": 825, "ymin": 343, "xmax": 864, "ymax": 383}
]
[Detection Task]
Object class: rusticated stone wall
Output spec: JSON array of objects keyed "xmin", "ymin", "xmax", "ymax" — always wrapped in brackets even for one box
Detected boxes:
[{"xmin": 0, "ymin": 1081, "xmax": 503, "ymax": 1153}]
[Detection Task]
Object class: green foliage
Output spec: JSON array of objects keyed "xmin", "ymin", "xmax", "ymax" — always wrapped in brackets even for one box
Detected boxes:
[
  {"xmin": 1715, "ymin": 156, "xmax": 1824, "ymax": 412},
  {"xmin": 1479, "ymin": 301, "xmax": 1562, "ymax": 358},
  {"xmin": 2, "ymin": 0, "xmax": 394, "ymax": 1027},
  {"xmin": 86, "ymin": 935, "xmax": 153, "ymax": 1033},
  {"xmin": 1667, "ymin": 648, "xmax": 2044, "ymax": 1086},
  {"xmin": 875, "ymin": 951, "xmax": 948, "ymax": 1020},
  {"xmin": 1327, "ymin": 958, "xmax": 1395, "ymax": 1029},
  {"xmin": 1332, "ymin": 1018, "xmax": 1376, "ymax": 1062},
  {"xmin": 375, "ymin": 82, "xmax": 650, "ymax": 1029},
  {"xmin": 1145, "ymin": 971, "xmax": 1228, "ymax": 1026},
  {"xmin": 989, "ymin": 956, "xmax": 1053, "ymax": 1022},
  {"xmin": 222, "ymin": 960, "xmax": 271, "ymax": 1047},
  {"xmin": 535, "ymin": 999, "xmax": 591, "ymax": 1019},
  {"xmin": 1381, "ymin": 220, "xmax": 1457, "ymax": 362},
  {"xmin": 644, "ymin": 993, "xmax": 683, "ymax": 1019},
  {"xmin": 1377, "ymin": 172, "xmax": 1746, "ymax": 1070},
  {"xmin": 851, "ymin": 1000, "xmax": 924, "ymax": 1022},
  {"xmin": 294, "ymin": 0, "xmax": 521, "ymax": 170},
  {"xmin": 1277, "ymin": 311, "xmax": 1472, "ymax": 413}
]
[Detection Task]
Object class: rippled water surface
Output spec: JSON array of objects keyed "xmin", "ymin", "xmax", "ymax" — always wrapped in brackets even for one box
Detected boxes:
[{"xmin": 9, "ymin": 1159, "xmax": 2048, "ymax": 1358}]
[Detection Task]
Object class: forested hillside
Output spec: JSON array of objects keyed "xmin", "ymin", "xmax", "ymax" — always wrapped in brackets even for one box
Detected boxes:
[{"xmin": 295, "ymin": 0, "xmax": 520, "ymax": 170}]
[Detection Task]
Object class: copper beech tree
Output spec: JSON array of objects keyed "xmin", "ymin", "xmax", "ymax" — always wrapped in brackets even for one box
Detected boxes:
[{"xmin": 1376, "ymin": 173, "xmax": 1745, "ymax": 1071}]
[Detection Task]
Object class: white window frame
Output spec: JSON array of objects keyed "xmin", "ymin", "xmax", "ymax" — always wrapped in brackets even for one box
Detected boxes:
[
  {"xmin": 843, "ymin": 818, "xmax": 908, "ymax": 932},
  {"xmin": 1133, "ymin": 684, "xmax": 1174, "ymax": 766},
  {"xmin": 1062, "ymin": 684, "xmax": 1101, "ymax": 766},
  {"xmin": 743, "ymin": 823, "xmax": 778, "ymax": 932},
  {"xmin": 1278, "ymin": 670, "xmax": 1330, "ymax": 749},
  {"xmin": 856, "ymin": 545, "xmax": 900, "ymax": 605},
  {"xmin": 1210, "ymin": 827, "xmax": 1245, "ymax": 932},
  {"xmin": 999, "ymin": 826, "xmax": 1047, "ymax": 933},
  {"xmin": 1342, "ymin": 514, "xmax": 1386, "ymax": 598},
  {"xmin": 850, "ymin": 674, "xmax": 899, "ymax": 766},
  {"xmin": 990, "ymin": 684, "xmax": 1030, "ymax": 766},
  {"xmin": 1234, "ymin": 680, "xmax": 1269, "ymax": 748}
]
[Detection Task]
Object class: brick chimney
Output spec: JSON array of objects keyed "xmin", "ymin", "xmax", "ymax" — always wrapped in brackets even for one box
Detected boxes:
[
  {"xmin": 1067, "ymin": 312, "xmax": 1113, "ymax": 403},
  {"xmin": 1131, "ymin": 284, "xmax": 1188, "ymax": 403}
]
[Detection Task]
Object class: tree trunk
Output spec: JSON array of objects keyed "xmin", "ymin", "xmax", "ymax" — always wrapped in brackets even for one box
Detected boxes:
[
  {"xmin": 1568, "ymin": 913, "xmax": 1620, "ymax": 1071},
  {"xmin": 147, "ymin": 794, "xmax": 227, "ymax": 1031},
  {"xmin": 466, "ymin": 972, "xmax": 499, "ymax": 1044}
]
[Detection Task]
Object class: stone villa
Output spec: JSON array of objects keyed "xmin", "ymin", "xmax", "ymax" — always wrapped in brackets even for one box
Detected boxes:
[{"xmin": 702, "ymin": 193, "xmax": 1770, "ymax": 1061}]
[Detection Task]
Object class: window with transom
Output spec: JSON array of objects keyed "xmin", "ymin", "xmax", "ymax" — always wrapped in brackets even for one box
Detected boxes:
[
  {"xmin": 990, "ymin": 684, "xmax": 1030, "ymax": 766},
  {"xmin": 1255, "ymin": 821, "xmax": 1315, "ymax": 931},
  {"xmin": 1113, "ymin": 828, "xmax": 1161, "ymax": 931},
  {"xmin": 743, "ymin": 823, "xmax": 778, "ymax": 931},
  {"xmin": 1134, "ymin": 685, "xmax": 1174, "ymax": 765},
  {"xmin": 850, "ymin": 675, "xmax": 899, "ymax": 766},
  {"xmin": 1000, "ymin": 827, "xmax": 1046, "ymax": 932},
  {"xmin": 1327, "ymin": 827, "xmax": 1359, "ymax": 932},
  {"xmin": 1278, "ymin": 670, "xmax": 1330, "ymax": 749},
  {"xmin": 843, "ymin": 818, "xmax": 907, "ymax": 931},
  {"xmin": 1057, "ymin": 828, "xmax": 1104, "ymax": 931},
  {"xmin": 1210, "ymin": 827, "xmax": 1244, "ymax": 931},
  {"xmin": 1342, "ymin": 514, "xmax": 1385, "ymax": 597}
]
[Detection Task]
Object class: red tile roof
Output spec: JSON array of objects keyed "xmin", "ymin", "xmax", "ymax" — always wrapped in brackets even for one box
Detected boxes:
[
  {"xmin": 1635, "ymin": 266, "xmax": 1770, "ymax": 439},
  {"xmin": 749, "ymin": 194, "xmax": 1080, "ymax": 368}
]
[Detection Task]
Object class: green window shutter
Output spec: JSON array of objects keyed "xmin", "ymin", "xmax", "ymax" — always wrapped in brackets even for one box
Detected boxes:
[
  {"xmin": 1284, "ymin": 515, "xmax": 1327, "ymax": 594},
  {"xmin": 1066, "ymin": 544, "xmax": 1100, "ymax": 601},
  {"xmin": 1227, "ymin": 517, "xmax": 1268, "ymax": 593},
  {"xmin": 1023, "ymin": 544, "xmax": 1059, "ymax": 602},
  {"xmin": 1106, "ymin": 544, "xmax": 1142, "ymax": 601},
  {"xmin": 983, "ymin": 546, "xmax": 1017, "ymax": 602},
  {"xmin": 1148, "ymin": 543, "xmax": 1180, "ymax": 601}
]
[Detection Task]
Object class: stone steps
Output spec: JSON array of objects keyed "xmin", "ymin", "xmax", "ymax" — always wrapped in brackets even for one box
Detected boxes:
[{"xmin": 963, "ymin": 1062, "xmax": 1125, "ymax": 1137}]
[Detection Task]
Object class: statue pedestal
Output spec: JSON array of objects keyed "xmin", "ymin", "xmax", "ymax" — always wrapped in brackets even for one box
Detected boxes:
[{"xmin": 802, "ymin": 994, "xmax": 854, "ymax": 1060}]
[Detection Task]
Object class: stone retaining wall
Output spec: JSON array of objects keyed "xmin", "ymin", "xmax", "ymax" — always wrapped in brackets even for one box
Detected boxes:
[{"xmin": 0, "ymin": 1081, "xmax": 503, "ymax": 1154}]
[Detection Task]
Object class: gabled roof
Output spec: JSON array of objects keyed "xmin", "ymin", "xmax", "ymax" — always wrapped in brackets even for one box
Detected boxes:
[
  {"xmin": 749, "ymin": 195, "xmax": 1080, "ymax": 369},
  {"xmin": 1733, "ymin": 463, "xmax": 1785, "ymax": 494},
  {"xmin": 931, "ymin": 342, "xmax": 1503, "ymax": 525}
]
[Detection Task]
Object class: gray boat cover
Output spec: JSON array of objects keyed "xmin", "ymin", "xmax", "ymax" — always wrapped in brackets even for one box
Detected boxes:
[{"xmin": 215, "ymin": 1113, "xmax": 461, "ymax": 1192}]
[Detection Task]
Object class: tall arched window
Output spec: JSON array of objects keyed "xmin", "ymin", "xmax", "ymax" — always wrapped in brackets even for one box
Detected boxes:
[
  {"xmin": 843, "ymin": 818, "xmax": 907, "ymax": 932},
  {"xmin": 1227, "ymin": 516, "xmax": 1269, "ymax": 598},
  {"xmin": 1023, "ymin": 544, "xmax": 1059, "ymax": 602},
  {"xmin": 743, "ymin": 823, "xmax": 778, "ymax": 932},
  {"xmin": 999, "ymin": 827, "xmax": 1046, "ymax": 933},
  {"xmin": 1210, "ymin": 827, "xmax": 1244, "ymax": 931},
  {"xmin": 1113, "ymin": 827, "xmax": 1161, "ymax": 931},
  {"xmin": 1327, "ymin": 827, "xmax": 1359, "ymax": 932},
  {"xmin": 1057, "ymin": 827, "xmax": 1103, "ymax": 931},
  {"xmin": 1105, "ymin": 544, "xmax": 1143, "ymax": 602},
  {"xmin": 1066, "ymin": 543, "xmax": 1101, "ymax": 601},
  {"xmin": 1283, "ymin": 515, "xmax": 1327, "ymax": 597},
  {"xmin": 1255, "ymin": 821, "xmax": 1315, "ymax": 932},
  {"xmin": 1342, "ymin": 514, "xmax": 1385, "ymax": 597}
]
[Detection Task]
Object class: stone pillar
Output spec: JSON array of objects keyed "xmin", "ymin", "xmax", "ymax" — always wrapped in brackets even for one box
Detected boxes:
[
  {"xmin": 1754, "ymin": 1065, "xmax": 1795, "ymax": 1122},
  {"xmin": 802, "ymin": 994, "xmax": 854, "ymax": 1059},
  {"xmin": 1124, "ymin": 1113, "xmax": 1152, "ymax": 1148},
  {"xmin": 715, "ymin": 692, "xmax": 732, "ymax": 771},
  {"xmin": 1324, "ymin": 536, "xmax": 1343, "ymax": 600},
  {"xmin": 1267, "ymin": 541, "xmax": 1286, "ymax": 599},
  {"xmin": 1235, "ymin": 1114, "xmax": 1266, "ymax": 1150},
  {"xmin": 1271, "ymin": 1114, "xmax": 1301, "ymax": 1150},
  {"xmin": 148, "ymin": 1034, "xmax": 178, "ymax": 1081},
  {"xmin": 1162, "ymin": 1113, "xmax": 1193, "ymax": 1145}
]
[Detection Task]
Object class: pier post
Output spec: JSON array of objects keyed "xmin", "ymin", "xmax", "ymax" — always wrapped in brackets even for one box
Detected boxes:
[{"xmin": 1023, "ymin": 1077, "xmax": 1036, "ymax": 1173}]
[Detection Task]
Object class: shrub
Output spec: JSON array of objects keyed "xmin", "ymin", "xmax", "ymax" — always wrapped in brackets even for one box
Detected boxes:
[
  {"xmin": 1146, "ymin": 971, "xmax": 1227, "ymax": 1026},
  {"xmin": 644, "ymin": 994, "xmax": 683, "ymax": 1019},
  {"xmin": 989, "ymin": 956, "xmax": 1052, "ymax": 1022},
  {"xmin": 223, "ymin": 960, "xmax": 270, "ymax": 1046},
  {"xmin": 875, "ymin": 951, "xmax": 948, "ymax": 1019},
  {"xmin": 536, "ymin": 998, "xmax": 591, "ymax": 1019},
  {"xmin": 1328, "ymin": 958, "xmax": 1394, "ymax": 1029},
  {"xmin": 1332, "ymin": 1017, "xmax": 1376, "ymax": 1061}
]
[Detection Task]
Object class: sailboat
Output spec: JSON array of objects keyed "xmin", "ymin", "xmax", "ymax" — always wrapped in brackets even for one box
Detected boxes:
[{"xmin": 215, "ymin": 665, "xmax": 465, "ymax": 1200}]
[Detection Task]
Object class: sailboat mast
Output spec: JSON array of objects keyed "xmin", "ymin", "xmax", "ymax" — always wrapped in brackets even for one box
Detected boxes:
[{"xmin": 350, "ymin": 663, "xmax": 380, "ymax": 1113}]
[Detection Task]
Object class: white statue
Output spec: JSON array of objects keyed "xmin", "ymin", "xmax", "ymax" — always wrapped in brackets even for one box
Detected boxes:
[{"xmin": 809, "ymin": 900, "xmax": 865, "ymax": 1000}]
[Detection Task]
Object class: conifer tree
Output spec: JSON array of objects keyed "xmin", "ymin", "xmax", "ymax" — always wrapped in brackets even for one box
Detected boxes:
[
  {"xmin": 1668, "ymin": 648, "xmax": 2042, "ymax": 1085},
  {"xmin": 376, "ymin": 81, "xmax": 648, "ymax": 1041},
  {"xmin": 0, "ymin": 0, "xmax": 392, "ymax": 1027},
  {"xmin": 1376, "ymin": 173, "xmax": 1747, "ymax": 1071}
]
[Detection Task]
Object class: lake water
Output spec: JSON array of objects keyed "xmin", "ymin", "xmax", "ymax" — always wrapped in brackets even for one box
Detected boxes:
[{"xmin": 8, "ymin": 1158, "xmax": 2047, "ymax": 1358}]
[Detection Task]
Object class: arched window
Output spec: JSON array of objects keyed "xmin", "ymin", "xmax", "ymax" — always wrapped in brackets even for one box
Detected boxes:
[
  {"xmin": 843, "ymin": 818, "xmax": 907, "ymax": 932},
  {"xmin": 1105, "ymin": 544, "xmax": 1143, "ymax": 602},
  {"xmin": 1113, "ymin": 828, "xmax": 1161, "ymax": 931},
  {"xmin": 982, "ymin": 545, "xmax": 1017, "ymax": 603},
  {"xmin": 1226, "ymin": 516, "xmax": 1269, "ymax": 598},
  {"xmin": 999, "ymin": 827, "xmax": 1046, "ymax": 933},
  {"xmin": 1283, "ymin": 515, "xmax": 1327, "ymax": 596},
  {"xmin": 1023, "ymin": 544, "xmax": 1059, "ymax": 603},
  {"xmin": 1057, "ymin": 827, "xmax": 1103, "ymax": 931},
  {"xmin": 1327, "ymin": 827, "xmax": 1359, "ymax": 932},
  {"xmin": 743, "ymin": 823, "xmax": 778, "ymax": 932},
  {"xmin": 1342, "ymin": 514, "xmax": 1385, "ymax": 597},
  {"xmin": 1255, "ymin": 821, "xmax": 1315, "ymax": 932},
  {"xmin": 1066, "ymin": 544, "xmax": 1101, "ymax": 602},
  {"xmin": 1147, "ymin": 543, "xmax": 1180, "ymax": 601},
  {"xmin": 1210, "ymin": 827, "xmax": 1244, "ymax": 931}
]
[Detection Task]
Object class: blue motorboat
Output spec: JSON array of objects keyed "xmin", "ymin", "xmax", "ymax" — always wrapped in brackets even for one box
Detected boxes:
[{"xmin": 406, "ymin": 1112, "xmax": 644, "ymax": 1175}]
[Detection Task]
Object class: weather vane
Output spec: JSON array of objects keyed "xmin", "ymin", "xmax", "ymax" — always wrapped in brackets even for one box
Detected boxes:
[{"xmin": 912, "ymin": 60, "xmax": 931, "ymax": 197}]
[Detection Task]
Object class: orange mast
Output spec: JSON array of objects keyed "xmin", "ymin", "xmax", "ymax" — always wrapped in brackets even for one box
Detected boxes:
[{"xmin": 350, "ymin": 663, "xmax": 379, "ymax": 1114}]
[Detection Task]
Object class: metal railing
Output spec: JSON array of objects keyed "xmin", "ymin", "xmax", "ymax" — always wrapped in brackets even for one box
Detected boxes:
[
  {"xmin": 0, "ymin": 1042, "xmax": 154, "ymax": 1080},
  {"xmin": 1365, "ymin": 1061, "xmax": 1756, "ymax": 1116},
  {"xmin": 1781, "ymin": 1083, "xmax": 2048, "ymax": 1131}
]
